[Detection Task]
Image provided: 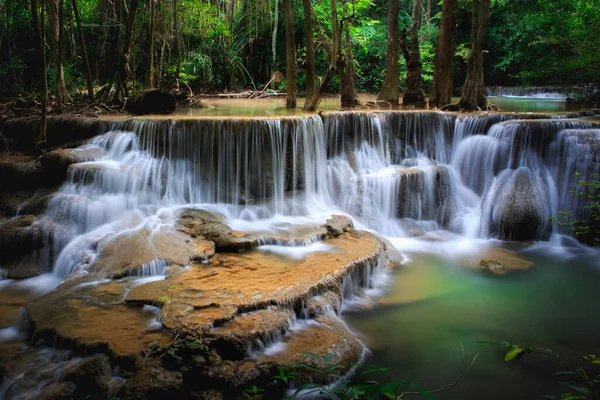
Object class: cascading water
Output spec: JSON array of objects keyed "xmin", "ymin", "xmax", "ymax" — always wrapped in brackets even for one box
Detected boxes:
[
  {"xmin": 2, "ymin": 109, "xmax": 600, "ymax": 400},
  {"xmin": 15, "ymin": 112, "xmax": 598, "ymax": 288}
]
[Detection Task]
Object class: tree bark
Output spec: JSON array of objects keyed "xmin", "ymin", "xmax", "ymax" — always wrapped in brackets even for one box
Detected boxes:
[
  {"xmin": 106, "ymin": 0, "xmax": 140, "ymax": 103},
  {"xmin": 145, "ymin": 0, "xmax": 155, "ymax": 88},
  {"xmin": 458, "ymin": 0, "xmax": 492, "ymax": 110},
  {"xmin": 31, "ymin": 0, "xmax": 48, "ymax": 145},
  {"xmin": 271, "ymin": 0, "xmax": 279, "ymax": 88},
  {"xmin": 402, "ymin": 0, "xmax": 426, "ymax": 107},
  {"xmin": 430, "ymin": 0, "xmax": 457, "ymax": 108},
  {"xmin": 173, "ymin": 0, "xmax": 181, "ymax": 80},
  {"xmin": 339, "ymin": 16, "xmax": 359, "ymax": 108},
  {"xmin": 47, "ymin": 0, "xmax": 69, "ymax": 113},
  {"xmin": 283, "ymin": 0, "xmax": 296, "ymax": 108},
  {"xmin": 302, "ymin": 0, "xmax": 316, "ymax": 109},
  {"xmin": 377, "ymin": 0, "xmax": 400, "ymax": 107},
  {"xmin": 72, "ymin": 0, "xmax": 94, "ymax": 97}
]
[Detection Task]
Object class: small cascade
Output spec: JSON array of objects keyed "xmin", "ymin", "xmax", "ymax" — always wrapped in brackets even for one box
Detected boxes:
[{"xmin": 485, "ymin": 86, "xmax": 586, "ymax": 99}]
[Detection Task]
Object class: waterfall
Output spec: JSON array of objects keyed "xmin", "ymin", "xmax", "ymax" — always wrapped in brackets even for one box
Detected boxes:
[
  {"xmin": 13, "ymin": 112, "xmax": 595, "ymax": 282},
  {"xmin": 485, "ymin": 86, "xmax": 589, "ymax": 99}
]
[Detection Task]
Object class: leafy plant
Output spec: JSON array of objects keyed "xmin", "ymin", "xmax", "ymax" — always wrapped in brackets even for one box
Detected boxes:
[{"xmin": 479, "ymin": 341, "xmax": 600, "ymax": 400}]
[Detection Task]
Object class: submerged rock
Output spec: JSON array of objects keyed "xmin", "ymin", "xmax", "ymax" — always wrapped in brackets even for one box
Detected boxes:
[{"xmin": 478, "ymin": 248, "xmax": 534, "ymax": 276}]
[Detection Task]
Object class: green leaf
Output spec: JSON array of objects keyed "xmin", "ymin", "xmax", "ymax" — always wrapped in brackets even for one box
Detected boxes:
[{"xmin": 505, "ymin": 347, "xmax": 525, "ymax": 362}]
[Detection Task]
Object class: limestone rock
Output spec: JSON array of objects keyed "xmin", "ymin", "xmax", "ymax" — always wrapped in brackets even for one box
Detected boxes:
[
  {"xmin": 490, "ymin": 167, "xmax": 546, "ymax": 241},
  {"xmin": 325, "ymin": 215, "xmax": 353, "ymax": 237}
]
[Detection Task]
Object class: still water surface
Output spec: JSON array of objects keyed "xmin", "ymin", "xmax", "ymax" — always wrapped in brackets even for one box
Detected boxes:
[{"xmin": 344, "ymin": 244, "xmax": 600, "ymax": 400}]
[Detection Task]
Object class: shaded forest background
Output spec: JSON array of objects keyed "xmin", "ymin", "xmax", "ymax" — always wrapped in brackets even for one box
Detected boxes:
[{"xmin": 0, "ymin": 0, "xmax": 598, "ymax": 99}]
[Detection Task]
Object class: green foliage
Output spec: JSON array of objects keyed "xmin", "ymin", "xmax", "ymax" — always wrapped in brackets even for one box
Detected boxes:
[
  {"xmin": 479, "ymin": 341, "xmax": 600, "ymax": 400},
  {"xmin": 149, "ymin": 330, "xmax": 209, "ymax": 372},
  {"xmin": 241, "ymin": 351, "xmax": 441, "ymax": 400},
  {"xmin": 552, "ymin": 173, "xmax": 600, "ymax": 246}
]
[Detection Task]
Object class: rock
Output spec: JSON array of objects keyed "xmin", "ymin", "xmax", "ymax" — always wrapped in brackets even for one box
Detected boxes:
[
  {"xmin": 477, "ymin": 248, "xmax": 534, "ymax": 276},
  {"xmin": 120, "ymin": 360, "xmax": 183, "ymax": 399},
  {"xmin": 37, "ymin": 382, "xmax": 78, "ymax": 400},
  {"xmin": 90, "ymin": 224, "xmax": 213, "ymax": 277},
  {"xmin": 257, "ymin": 314, "xmax": 363, "ymax": 384},
  {"xmin": 62, "ymin": 355, "xmax": 112, "ymax": 398},
  {"xmin": 2, "ymin": 256, "xmax": 45, "ymax": 279},
  {"xmin": 0, "ymin": 215, "xmax": 54, "ymax": 264},
  {"xmin": 480, "ymin": 259, "xmax": 506, "ymax": 275},
  {"xmin": 490, "ymin": 167, "xmax": 547, "ymax": 241},
  {"xmin": 125, "ymin": 89, "xmax": 177, "ymax": 115},
  {"xmin": 325, "ymin": 215, "xmax": 353, "ymax": 237}
]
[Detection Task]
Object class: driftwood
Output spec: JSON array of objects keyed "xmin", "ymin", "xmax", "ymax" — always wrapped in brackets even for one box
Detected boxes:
[{"xmin": 201, "ymin": 91, "xmax": 286, "ymax": 99}]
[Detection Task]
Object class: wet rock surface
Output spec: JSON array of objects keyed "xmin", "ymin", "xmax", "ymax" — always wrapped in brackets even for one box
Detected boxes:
[
  {"xmin": 491, "ymin": 167, "xmax": 547, "ymax": 241},
  {"xmin": 14, "ymin": 215, "xmax": 390, "ymax": 399}
]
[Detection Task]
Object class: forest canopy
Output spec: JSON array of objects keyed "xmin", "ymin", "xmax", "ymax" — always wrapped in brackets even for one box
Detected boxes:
[{"xmin": 0, "ymin": 0, "xmax": 598, "ymax": 99}]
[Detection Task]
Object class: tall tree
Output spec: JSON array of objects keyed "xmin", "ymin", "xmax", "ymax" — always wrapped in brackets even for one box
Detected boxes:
[
  {"xmin": 271, "ymin": 0, "xmax": 279, "ymax": 88},
  {"xmin": 339, "ymin": 14, "xmax": 359, "ymax": 108},
  {"xmin": 106, "ymin": 0, "xmax": 140, "ymax": 103},
  {"xmin": 31, "ymin": 0, "xmax": 48, "ymax": 145},
  {"xmin": 302, "ymin": 0, "xmax": 316, "ymax": 109},
  {"xmin": 283, "ymin": 0, "xmax": 296, "ymax": 108},
  {"xmin": 47, "ymin": 0, "xmax": 69, "ymax": 112},
  {"xmin": 457, "ymin": 0, "xmax": 494, "ymax": 110},
  {"xmin": 430, "ymin": 0, "xmax": 457, "ymax": 108},
  {"xmin": 146, "ymin": 0, "xmax": 155, "ymax": 88},
  {"xmin": 72, "ymin": 0, "xmax": 93, "ymax": 97},
  {"xmin": 377, "ymin": 0, "xmax": 400, "ymax": 106},
  {"xmin": 402, "ymin": 0, "xmax": 426, "ymax": 107}
]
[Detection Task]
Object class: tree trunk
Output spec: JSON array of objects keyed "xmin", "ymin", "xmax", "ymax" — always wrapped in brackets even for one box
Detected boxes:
[
  {"xmin": 430, "ymin": 0, "xmax": 457, "ymax": 108},
  {"xmin": 173, "ymin": 0, "xmax": 181, "ymax": 80},
  {"xmin": 302, "ymin": 0, "xmax": 315, "ymax": 109},
  {"xmin": 402, "ymin": 0, "xmax": 426, "ymax": 107},
  {"xmin": 271, "ymin": 0, "xmax": 279, "ymax": 88},
  {"xmin": 47, "ymin": 0, "xmax": 69, "ymax": 113},
  {"xmin": 72, "ymin": 0, "xmax": 94, "ymax": 97},
  {"xmin": 283, "ymin": 0, "xmax": 296, "ymax": 108},
  {"xmin": 106, "ymin": 0, "xmax": 140, "ymax": 103},
  {"xmin": 377, "ymin": 0, "xmax": 400, "ymax": 107},
  {"xmin": 31, "ymin": 0, "xmax": 48, "ymax": 145},
  {"xmin": 458, "ymin": 0, "xmax": 492, "ymax": 111},
  {"xmin": 339, "ymin": 18, "xmax": 359, "ymax": 107},
  {"xmin": 145, "ymin": 0, "xmax": 155, "ymax": 88}
]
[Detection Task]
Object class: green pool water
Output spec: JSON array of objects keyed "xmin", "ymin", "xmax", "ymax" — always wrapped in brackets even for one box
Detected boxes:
[
  {"xmin": 172, "ymin": 95, "xmax": 576, "ymax": 117},
  {"xmin": 343, "ymin": 246, "xmax": 600, "ymax": 399}
]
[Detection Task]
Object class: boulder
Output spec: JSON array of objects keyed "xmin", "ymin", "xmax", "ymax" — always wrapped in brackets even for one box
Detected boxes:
[
  {"xmin": 325, "ymin": 215, "xmax": 353, "ymax": 237},
  {"xmin": 489, "ymin": 167, "xmax": 547, "ymax": 241},
  {"xmin": 125, "ymin": 89, "xmax": 177, "ymax": 115}
]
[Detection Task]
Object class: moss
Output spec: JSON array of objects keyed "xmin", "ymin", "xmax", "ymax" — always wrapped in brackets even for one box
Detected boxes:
[{"xmin": 150, "ymin": 330, "xmax": 210, "ymax": 372}]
